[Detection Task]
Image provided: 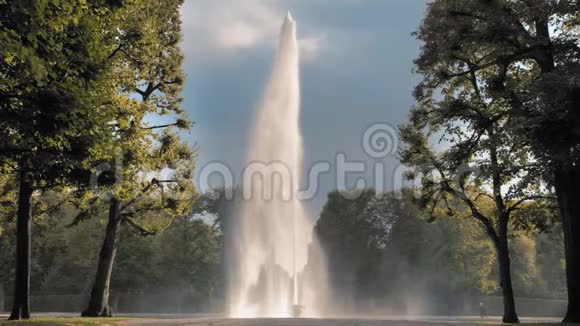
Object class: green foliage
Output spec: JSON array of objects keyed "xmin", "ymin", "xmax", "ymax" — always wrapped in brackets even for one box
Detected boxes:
[
  {"xmin": 0, "ymin": 173, "xmax": 16, "ymax": 236},
  {"xmin": 0, "ymin": 1, "xmax": 194, "ymax": 318},
  {"xmin": 399, "ymin": 5, "xmax": 565, "ymax": 319},
  {"xmin": 0, "ymin": 0, "xmax": 195, "ymax": 226},
  {"xmin": 0, "ymin": 0, "xmax": 126, "ymax": 185},
  {"xmin": 315, "ymin": 189, "xmax": 565, "ymax": 307},
  {"xmin": 316, "ymin": 190, "xmax": 497, "ymax": 300},
  {"xmin": 404, "ymin": 1, "xmax": 580, "ymax": 320},
  {"xmin": 413, "ymin": 0, "xmax": 580, "ymax": 168},
  {"xmin": 401, "ymin": 0, "xmax": 579, "ymax": 234},
  {"xmin": 152, "ymin": 219, "xmax": 221, "ymax": 301},
  {"xmin": 0, "ymin": 196, "xmax": 221, "ymax": 302},
  {"xmin": 74, "ymin": 0, "xmax": 195, "ymax": 235}
]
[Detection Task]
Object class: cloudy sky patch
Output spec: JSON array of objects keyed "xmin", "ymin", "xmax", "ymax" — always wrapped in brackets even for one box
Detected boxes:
[{"xmin": 179, "ymin": 1, "xmax": 427, "ymax": 214}]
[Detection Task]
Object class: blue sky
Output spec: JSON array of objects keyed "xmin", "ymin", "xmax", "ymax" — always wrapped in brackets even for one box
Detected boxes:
[{"xmin": 179, "ymin": 0, "xmax": 427, "ymax": 215}]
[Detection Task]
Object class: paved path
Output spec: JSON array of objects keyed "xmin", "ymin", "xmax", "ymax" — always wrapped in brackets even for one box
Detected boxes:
[
  {"xmin": 0, "ymin": 313, "xmax": 562, "ymax": 325},
  {"xmin": 126, "ymin": 316, "xmax": 561, "ymax": 326}
]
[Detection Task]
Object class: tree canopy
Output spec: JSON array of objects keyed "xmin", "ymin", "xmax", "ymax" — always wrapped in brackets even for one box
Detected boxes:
[{"xmin": 398, "ymin": 0, "xmax": 580, "ymax": 321}]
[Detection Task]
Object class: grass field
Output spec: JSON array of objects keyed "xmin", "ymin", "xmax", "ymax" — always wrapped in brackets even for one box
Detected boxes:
[
  {"xmin": 0, "ymin": 317, "xmax": 572, "ymax": 326},
  {"xmin": 0, "ymin": 318, "xmax": 136, "ymax": 326}
]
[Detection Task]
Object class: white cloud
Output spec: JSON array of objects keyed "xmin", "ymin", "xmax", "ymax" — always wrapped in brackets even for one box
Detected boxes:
[
  {"xmin": 180, "ymin": 0, "xmax": 325, "ymax": 63},
  {"xmin": 299, "ymin": 36, "xmax": 325, "ymax": 62},
  {"xmin": 180, "ymin": 0, "xmax": 279, "ymax": 57},
  {"xmin": 215, "ymin": 20, "xmax": 265, "ymax": 49}
]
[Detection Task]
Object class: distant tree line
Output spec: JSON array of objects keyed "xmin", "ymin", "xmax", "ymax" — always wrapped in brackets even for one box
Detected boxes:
[
  {"xmin": 315, "ymin": 190, "xmax": 566, "ymax": 315},
  {"xmin": 0, "ymin": 193, "xmax": 222, "ymax": 312},
  {"xmin": 0, "ymin": 184, "xmax": 567, "ymax": 319}
]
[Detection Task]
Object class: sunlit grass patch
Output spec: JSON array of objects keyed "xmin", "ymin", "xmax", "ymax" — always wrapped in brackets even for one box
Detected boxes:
[{"xmin": 0, "ymin": 317, "xmax": 140, "ymax": 326}]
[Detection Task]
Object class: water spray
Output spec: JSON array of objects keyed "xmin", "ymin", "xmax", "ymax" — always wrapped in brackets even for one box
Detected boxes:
[{"xmin": 228, "ymin": 11, "xmax": 326, "ymax": 319}]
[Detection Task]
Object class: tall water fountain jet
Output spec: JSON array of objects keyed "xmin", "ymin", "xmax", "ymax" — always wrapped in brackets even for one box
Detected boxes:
[{"xmin": 227, "ymin": 13, "xmax": 330, "ymax": 318}]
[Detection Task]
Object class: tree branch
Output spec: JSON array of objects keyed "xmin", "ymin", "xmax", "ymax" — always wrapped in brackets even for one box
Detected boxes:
[
  {"xmin": 507, "ymin": 195, "xmax": 556, "ymax": 213},
  {"xmin": 441, "ymin": 182, "xmax": 500, "ymax": 245},
  {"xmin": 67, "ymin": 195, "xmax": 102, "ymax": 228},
  {"xmin": 119, "ymin": 178, "xmax": 178, "ymax": 213},
  {"xmin": 123, "ymin": 217, "xmax": 158, "ymax": 236}
]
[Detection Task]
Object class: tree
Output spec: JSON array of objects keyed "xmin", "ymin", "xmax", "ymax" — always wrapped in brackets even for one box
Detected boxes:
[
  {"xmin": 407, "ymin": 1, "xmax": 580, "ymax": 321},
  {"xmin": 6, "ymin": 156, "xmax": 205, "ymax": 308},
  {"xmin": 315, "ymin": 190, "xmax": 377, "ymax": 307},
  {"xmin": 191, "ymin": 188, "xmax": 241, "ymax": 235},
  {"xmin": 80, "ymin": 136, "xmax": 194, "ymax": 317},
  {"xmin": 0, "ymin": 191, "xmax": 222, "ymax": 313},
  {"xmin": 0, "ymin": 174, "xmax": 17, "ymax": 300},
  {"xmin": 0, "ymin": 1, "xmax": 125, "ymax": 319},
  {"xmin": 76, "ymin": 0, "xmax": 194, "ymax": 317},
  {"xmin": 400, "ymin": 2, "xmax": 561, "ymax": 320},
  {"xmin": 535, "ymin": 224, "xmax": 567, "ymax": 299},
  {"xmin": 316, "ymin": 190, "xmax": 411, "ymax": 308},
  {"xmin": 152, "ymin": 218, "xmax": 222, "ymax": 312},
  {"xmin": 315, "ymin": 190, "xmax": 500, "ymax": 314}
]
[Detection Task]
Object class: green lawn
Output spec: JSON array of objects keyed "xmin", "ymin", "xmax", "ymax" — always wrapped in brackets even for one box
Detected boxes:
[
  {"xmin": 0, "ymin": 318, "xmax": 135, "ymax": 326},
  {"xmin": 0, "ymin": 318, "xmax": 573, "ymax": 326}
]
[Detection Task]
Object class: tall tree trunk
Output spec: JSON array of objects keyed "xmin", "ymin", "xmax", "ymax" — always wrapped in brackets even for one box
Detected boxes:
[
  {"xmin": 496, "ymin": 240, "xmax": 519, "ymax": 323},
  {"xmin": 9, "ymin": 171, "xmax": 33, "ymax": 320},
  {"xmin": 554, "ymin": 163, "xmax": 580, "ymax": 323},
  {"xmin": 82, "ymin": 198, "xmax": 121, "ymax": 317},
  {"xmin": 535, "ymin": 19, "xmax": 580, "ymax": 323},
  {"xmin": 489, "ymin": 135, "xmax": 519, "ymax": 324}
]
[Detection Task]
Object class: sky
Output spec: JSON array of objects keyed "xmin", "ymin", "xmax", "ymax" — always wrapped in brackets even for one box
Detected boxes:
[{"xmin": 179, "ymin": 0, "xmax": 428, "ymax": 216}]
